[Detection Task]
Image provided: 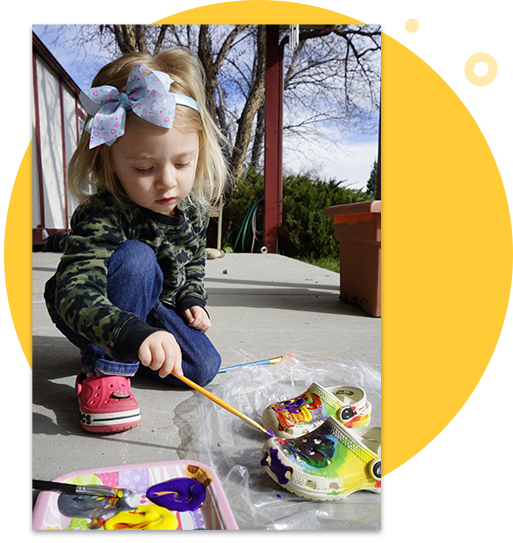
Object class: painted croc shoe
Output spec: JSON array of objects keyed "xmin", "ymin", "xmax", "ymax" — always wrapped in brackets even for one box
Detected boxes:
[
  {"xmin": 262, "ymin": 383, "xmax": 372, "ymax": 438},
  {"xmin": 261, "ymin": 416, "xmax": 381, "ymax": 500},
  {"xmin": 75, "ymin": 372, "xmax": 141, "ymax": 433}
]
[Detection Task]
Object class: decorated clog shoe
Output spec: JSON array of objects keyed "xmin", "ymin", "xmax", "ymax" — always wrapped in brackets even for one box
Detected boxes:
[
  {"xmin": 75, "ymin": 372, "xmax": 141, "ymax": 433},
  {"xmin": 262, "ymin": 383, "xmax": 372, "ymax": 438},
  {"xmin": 261, "ymin": 416, "xmax": 381, "ymax": 500}
]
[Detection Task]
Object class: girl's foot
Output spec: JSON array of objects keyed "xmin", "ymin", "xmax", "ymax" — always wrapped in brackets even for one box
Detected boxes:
[{"xmin": 75, "ymin": 372, "xmax": 141, "ymax": 433}]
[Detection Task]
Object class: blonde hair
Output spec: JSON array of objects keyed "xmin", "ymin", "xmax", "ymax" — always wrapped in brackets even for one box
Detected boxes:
[{"xmin": 67, "ymin": 48, "xmax": 228, "ymax": 210}]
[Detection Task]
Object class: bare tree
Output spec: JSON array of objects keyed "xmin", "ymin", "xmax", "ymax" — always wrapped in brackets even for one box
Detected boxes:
[
  {"xmin": 35, "ymin": 24, "xmax": 380, "ymax": 188},
  {"xmin": 280, "ymin": 26, "xmax": 380, "ymax": 141},
  {"xmin": 197, "ymin": 24, "xmax": 247, "ymax": 118},
  {"xmin": 228, "ymin": 25, "xmax": 266, "ymax": 180}
]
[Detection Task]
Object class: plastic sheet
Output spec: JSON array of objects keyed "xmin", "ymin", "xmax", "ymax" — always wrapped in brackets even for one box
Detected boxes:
[{"xmin": 184, "ymin": 356, "xmax": 381, "ymax": 530}]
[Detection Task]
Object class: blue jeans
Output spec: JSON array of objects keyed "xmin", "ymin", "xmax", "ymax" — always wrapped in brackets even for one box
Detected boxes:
[{"xmin": 55, "ymin": 240, "xmax": 221, "ymax": 386}]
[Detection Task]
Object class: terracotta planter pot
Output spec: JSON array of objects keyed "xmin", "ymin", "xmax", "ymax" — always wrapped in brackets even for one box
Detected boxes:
[{"xmin": 323, "ymin": 201, "xmax": 381, "ymax": 317}]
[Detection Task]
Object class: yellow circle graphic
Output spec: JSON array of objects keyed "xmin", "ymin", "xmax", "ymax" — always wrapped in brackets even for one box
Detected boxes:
[
  {"xmin": 6, "ymin": 2, "xmax": 512, "ymax": 477},
  {"xmin": 465, "ymin": 52, "xmax": 498, "ymax": 86},
  {"xmin": 405, "ymin": 19, "xmax": 419, "ymax": 33}
]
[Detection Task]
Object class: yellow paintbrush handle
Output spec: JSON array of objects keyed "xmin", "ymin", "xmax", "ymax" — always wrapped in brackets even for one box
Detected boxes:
[{"xmin": 176, "ymin": 374, "xmax": 270, "ymax": 435}]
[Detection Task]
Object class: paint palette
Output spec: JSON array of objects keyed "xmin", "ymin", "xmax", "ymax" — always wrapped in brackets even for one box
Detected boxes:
[{"xmin": 32, "ymin": 459, "xmax": 238, "ymax": 530}]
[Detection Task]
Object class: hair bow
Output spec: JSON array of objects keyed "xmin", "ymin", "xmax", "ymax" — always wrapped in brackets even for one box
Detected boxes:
[{"xmin": 80, "ymin": 64, "xmax": 202, "ymax": 149}]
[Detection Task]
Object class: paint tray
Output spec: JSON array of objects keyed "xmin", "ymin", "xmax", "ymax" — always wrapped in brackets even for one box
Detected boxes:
[{"xmin": 32, "ymin": 459, "xmax": 238, "ymax": 530}]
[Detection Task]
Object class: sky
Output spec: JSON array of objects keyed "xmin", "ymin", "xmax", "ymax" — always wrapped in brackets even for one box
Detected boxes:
[
  {"xmin": 33, "ymin": 24, "xmax": 379, "ymax": 190},
  {"xmin": 283, "ymin": 131, "xmax": 378, "ymax": 189}
]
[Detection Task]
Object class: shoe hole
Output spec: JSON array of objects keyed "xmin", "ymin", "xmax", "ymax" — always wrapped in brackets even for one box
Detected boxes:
[
  {"xmin": 305, "ymin": 481, "xmax": 316, "ymax": 490},
  {"xmin": 335, "ymin": 387, "xmax": 364, "ymax": 403},
  {"xmin": 329, "ymin": 482, "xmax": 339, "ymax": 490}
]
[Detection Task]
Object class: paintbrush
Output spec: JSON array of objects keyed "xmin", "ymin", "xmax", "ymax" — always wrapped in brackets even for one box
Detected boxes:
[
  {"xmin": 217, "ymin": 353, "xmax": 294, "ymax": 373},
  {"xmin": 176, "ymin": 374, "xmax": 273, "ymax": 436},
  {"xmin": 33, "ymin": 479, "xmax": 135, "ymax": 500}
]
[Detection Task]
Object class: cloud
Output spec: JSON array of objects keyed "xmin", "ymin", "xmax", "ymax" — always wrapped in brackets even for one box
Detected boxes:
[{"xmin": 283, "ymin": 129, "xmax": 378, "ymax": 190}]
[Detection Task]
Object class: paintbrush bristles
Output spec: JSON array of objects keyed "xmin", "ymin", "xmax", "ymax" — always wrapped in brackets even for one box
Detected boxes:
[
  {"xmin": 176, "ymin": 374, "xmax": 269, "ymax": 435},
  {"xmin": 235, "ymin": 412, "xmax": 270, "ymax": 435}
]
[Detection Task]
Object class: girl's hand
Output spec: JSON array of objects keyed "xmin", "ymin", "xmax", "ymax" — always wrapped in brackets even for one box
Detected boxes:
[
  {"xmin": 183, "ymin": 306, "xmax": 211, "ymax": 332},
  {"xmin": 138, "ymin": 331, "xmax": 183, "ymax": 379}
]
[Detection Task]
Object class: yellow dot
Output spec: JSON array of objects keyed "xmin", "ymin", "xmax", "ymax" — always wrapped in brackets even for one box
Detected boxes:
[
  {"xmin": 405, "ymin": 19, "xmax": 419, "ymax": 33},
  {"xmin": 465, "ymin": 53, "xmax": 498, "ymax": 86}
]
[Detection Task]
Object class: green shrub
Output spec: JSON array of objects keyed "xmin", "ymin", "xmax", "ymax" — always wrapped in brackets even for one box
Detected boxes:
[
  {"xmin": 220, "ymin": 165, "xmax": 372, "ymax": 260},
  {"xmin": 281, "ymin": 174, "xmax": 371, "ymax": 260}
]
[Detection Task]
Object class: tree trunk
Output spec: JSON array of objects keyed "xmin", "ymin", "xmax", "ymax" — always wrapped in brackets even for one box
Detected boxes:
[
  {"xmin": 198, "ymin": 25, "xmax": 248, "ymax": 120},
  {"xmin": 109, "ymin": 24, "xmax": 148, "ymax": 53},
  {"xmin": 251, "ymin": 104, "xmax": 265, "ymax": 169},
  {"xmin": 229, "ymin": 25, "xmax": 266, "ymax": 182},
  {"xmin": 197, "ymin": 26, "xmax": 217, "ymax": 117}
]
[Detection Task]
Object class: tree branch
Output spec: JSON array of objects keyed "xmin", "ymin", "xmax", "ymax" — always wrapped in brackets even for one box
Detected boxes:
[{"xmin": 153, "ymin": 25, "xmax": 169, "ymax": 55}]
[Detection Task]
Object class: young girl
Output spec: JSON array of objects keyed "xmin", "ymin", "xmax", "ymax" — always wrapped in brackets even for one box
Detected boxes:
[{"xmin": 44, "ymin": 48, "xmax": 228, "ymax": 434}]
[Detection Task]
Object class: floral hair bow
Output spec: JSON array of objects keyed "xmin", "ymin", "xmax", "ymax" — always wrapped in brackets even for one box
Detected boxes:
[{"xmin": 80, "ymin": 64, "xmax": 202, "ymax": 149}]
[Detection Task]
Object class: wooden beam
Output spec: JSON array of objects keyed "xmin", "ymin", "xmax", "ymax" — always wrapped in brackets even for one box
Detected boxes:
[{"xmin": 263, "ymin": 25, "xmax": 282, "ymax": 253}]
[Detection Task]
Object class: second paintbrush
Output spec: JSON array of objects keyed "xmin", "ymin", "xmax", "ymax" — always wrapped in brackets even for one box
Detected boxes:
[{"xmin": 217, "ymin": 354, "xmax": 294, "ymax": 373}]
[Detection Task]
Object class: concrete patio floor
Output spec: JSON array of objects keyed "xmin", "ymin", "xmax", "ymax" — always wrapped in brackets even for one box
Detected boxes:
[{"xmin": 32, "ymin": 251, "xmax": 381, "ymax": 530}]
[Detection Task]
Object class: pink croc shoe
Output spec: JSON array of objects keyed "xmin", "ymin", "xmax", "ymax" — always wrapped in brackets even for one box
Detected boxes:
[{"xmin": 75, "ymin": 373, "xmax": 141, "ymax": 433}]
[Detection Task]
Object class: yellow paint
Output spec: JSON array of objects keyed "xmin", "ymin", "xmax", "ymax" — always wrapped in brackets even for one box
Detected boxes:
[
  {"xmin": 8, "ymin": 2, "xmax": 512, "ymax": 478},
  {"xmin": 104, "ymin": 505, "xmax": 178, "ymax": 530}
]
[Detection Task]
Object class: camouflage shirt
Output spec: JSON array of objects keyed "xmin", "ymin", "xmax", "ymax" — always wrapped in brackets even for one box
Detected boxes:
[{"xmin": 44, "ymin": 191, "xmax": 209, "ymax": 363}]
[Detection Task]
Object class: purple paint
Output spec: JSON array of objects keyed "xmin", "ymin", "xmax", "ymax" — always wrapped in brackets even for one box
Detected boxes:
[
  {"xmin": 275, "ymin": 397, "xmax": 307, "ymax": 414},
  {"xmin": 146, "ymin": 478, "xmax": 206, "ymax": 512},
  {"xmin": 266, "ymin": 430, "xmax": 275, "ymax": 437},
  {"xmin": 261, "ymin": 448, "xmax": 292, "ymax": 485}
]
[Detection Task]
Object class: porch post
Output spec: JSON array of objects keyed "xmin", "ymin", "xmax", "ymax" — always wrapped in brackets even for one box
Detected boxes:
[{"xmin": 264, "ymin": 25, "xmax": 282, "ymax": 253}]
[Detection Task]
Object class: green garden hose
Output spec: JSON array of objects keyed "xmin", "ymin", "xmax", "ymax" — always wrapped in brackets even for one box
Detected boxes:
[{"xmin": 233, "ymin": 198, "xmax": 264, "ymax": 252}]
